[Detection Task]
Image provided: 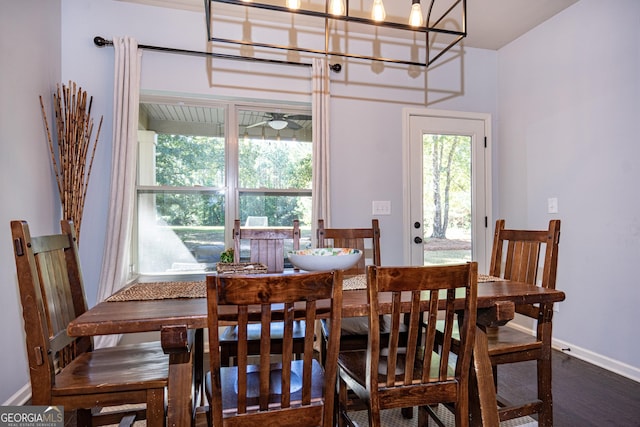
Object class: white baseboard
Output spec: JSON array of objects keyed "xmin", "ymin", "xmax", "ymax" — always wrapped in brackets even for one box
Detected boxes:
[
  {"xmin": 506, "ymin": 323, "xmax": 640, "ymax": 383},
  {"xmin": 2, "ymin": 383, "xmax": 31, "ymax": 406}
]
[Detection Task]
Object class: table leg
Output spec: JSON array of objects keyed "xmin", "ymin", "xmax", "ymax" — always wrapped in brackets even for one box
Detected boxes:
[
  {"xmin": 162, "ymin": 325, "xmax": 195, "ymax": 427},
  {"xmin": 469, "ymin": 324, "xmax": 500, "ymax": 427},
  {"xmin": 193, "ymin": 328, "xmax": 204, "ymax": 407}
]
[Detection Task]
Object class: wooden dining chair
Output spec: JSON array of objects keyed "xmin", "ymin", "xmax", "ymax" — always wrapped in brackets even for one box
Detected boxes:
[
  {"xmin": 219, "ymin": 219, "xmax": 303, "ymax": 366},
  {"xmin": 316, "ymin": 219, "xmax": 382, "ymax": 365},
  {"xmin": 336, "ymin": 263, "xmax": 478, "ymax": 427},
  {"xmin": 486, "ymin": 219, "xmax": 561, "ymax": 425},
  {"xmin": 205, "ymin": 270, "xmax": 343, "ymax": 427},
  {"xmin": 10, "ymin": 220, "xmax": 169, "ymax": 427},
  {"xmin": 317, "ymin": 219, "xmax": 380, "ymax": 276}
]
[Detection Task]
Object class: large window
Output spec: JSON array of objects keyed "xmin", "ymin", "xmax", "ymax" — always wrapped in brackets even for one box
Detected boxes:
[{"xmin": 136, "ymin": 99, "xmax": 312, "ymax": 276}]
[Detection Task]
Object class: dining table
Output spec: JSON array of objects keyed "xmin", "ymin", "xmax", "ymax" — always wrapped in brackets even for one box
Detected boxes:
[{"xmin": 67, "ymin": 273, "xmax": 565, "ymax": 427}]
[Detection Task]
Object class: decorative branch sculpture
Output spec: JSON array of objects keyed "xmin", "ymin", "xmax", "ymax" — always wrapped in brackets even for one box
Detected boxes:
[{"xmin": 40, "ymin": 81, "xmax": 102, "ymax": 244}]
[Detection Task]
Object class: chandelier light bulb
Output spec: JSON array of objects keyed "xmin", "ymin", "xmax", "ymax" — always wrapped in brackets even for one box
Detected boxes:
[
  {"xmin": 329, "ymin": 0, "xmax": 345, "ymax": 16},
  {"xmin": 287, "ymin": 0, "xmax": 301, "ymax": 9},
  {"xmin": 371, "ymin": 0, "xmax": 386, "ymax": 22},
  {"xmin": 408, "ymin": 0, "xmax": 423, "ymax": 27}
]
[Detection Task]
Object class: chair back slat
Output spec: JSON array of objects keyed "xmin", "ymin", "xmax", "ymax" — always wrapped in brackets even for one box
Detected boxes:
[
  {"xmin": 36, "ymin": 248, "xmax": 75, "ymax": 335},
  {"xmin": 234, "ymin": 219, "xmax": 300, "ymax": 273},
  {"xmin": 281, "ymin": 302, "xmax": 294, "ymax": 408},
  {"xmin": 317, "ymin": 219, "xmax": 380, "ymax": 275},
  {"xmin": 236, "ymin": 306, "xmax": 249, "ymax": 413},
  {"xmin": 258, "ymin": 305, "xmax": 273, "ymax": 411},
  {"xmin": 420, "ymin": 292, "xmax": 439, "ymax": 383},
  {"xmin": 207, "ymin": 270, "xmax": 342, "ymax": 427}
]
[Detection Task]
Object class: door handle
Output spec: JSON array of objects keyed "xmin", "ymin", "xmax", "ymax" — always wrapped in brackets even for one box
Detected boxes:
[{"xmin": 414, "ymin": 236, "xmax": 423, "ymax": 244}]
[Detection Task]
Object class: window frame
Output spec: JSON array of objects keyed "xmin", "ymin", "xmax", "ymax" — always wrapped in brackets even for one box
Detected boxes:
[{"xmin": 134, "ymin": 95, "xmax": 312, "ymax": 280}]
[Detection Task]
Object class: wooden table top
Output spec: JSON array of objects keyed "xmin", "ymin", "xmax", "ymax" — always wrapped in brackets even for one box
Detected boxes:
[{"xmin": 67, "ymin": 280, "xmax": 565, "ymax": 337}]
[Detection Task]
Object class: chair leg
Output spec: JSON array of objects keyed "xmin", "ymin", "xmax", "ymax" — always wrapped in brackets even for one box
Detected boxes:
[
  {"xmin": 492, "ymin": 365, "xmax": 498, "ymax": 390},
  {"xmin": 367, "ymin": 406, "xmax": 381, "ymax": 427},
  {"xmin": 456, "ymin": 399, "xmax": 470, "ymax": 427},
  {"xmin": 220, "ymin": 344, "xmax": 232, "ymax": 367},
  {"xmin": 402, "ymin": 407, "xmax": 414, "ymax": 419},
  {"xmin": 76, "ymin": 408, "xmax": 92, "ymax": 427},
  {"xmin": 320, "ymin": 333, "xmax": 328, "ymax": 366},
  {"xmin": 418, "ymin": 405, "xmax": 447, "ymax": 427},
  {"xmin": 337, "ymin": 377, "xmax": 348, "ymax": 427},
  {"xmin": 538, "ymin": 356, "xmax": 553, "ymax": 426},
  {"xmin": 417, "ymin": 406, "xmax": 430, "ymax": 427},
  {"xmin": 146, "ymin": 388, "xmax": 166, "ymax": 427}
]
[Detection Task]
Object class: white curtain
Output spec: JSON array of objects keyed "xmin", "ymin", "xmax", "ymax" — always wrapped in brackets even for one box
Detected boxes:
[
  {"xmin": 311, "ymin": 58, "xmax": 331, "ymax": 244},
  {"xmin": 94, "ymin": 37, "xmax": 142, "ymax": 349},
  {"xmin": 311, "ymin": 58, "xmax": 331, "ymax": 353}
]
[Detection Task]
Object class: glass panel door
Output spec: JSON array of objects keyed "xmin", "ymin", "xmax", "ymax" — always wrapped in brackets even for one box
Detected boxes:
[{"xmin": 407, "ymin": 112, "xmax": 491, "ymax": 269}]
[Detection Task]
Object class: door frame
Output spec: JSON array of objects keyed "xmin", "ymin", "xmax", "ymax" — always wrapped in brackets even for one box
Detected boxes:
[{"xmin": 402, "ymin": 108, "xmax": 493, "ymax": 271}]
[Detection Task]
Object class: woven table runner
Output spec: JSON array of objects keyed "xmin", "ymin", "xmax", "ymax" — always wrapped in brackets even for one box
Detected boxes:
[
  {"xmin": 106, "ymin": 275, "xmax": 368, "ymax": 302},
  {"xmin": 106, "ymin": 274, "xmax": 503, "ymax": 302}
]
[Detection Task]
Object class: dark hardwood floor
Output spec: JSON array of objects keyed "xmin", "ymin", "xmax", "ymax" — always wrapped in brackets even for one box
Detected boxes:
[
  {"xmin": 62, "ymin": 348, "xmax": 640, "ymax": 426},
  {"xmin": 498, "ymin": 349, "xmax": 640, "ymax": 426}
]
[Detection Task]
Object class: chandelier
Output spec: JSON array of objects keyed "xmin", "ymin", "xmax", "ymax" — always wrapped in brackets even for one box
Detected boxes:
[{"xmin": 205, "ymin": 0, "xmax": 466, "ymax": 67}]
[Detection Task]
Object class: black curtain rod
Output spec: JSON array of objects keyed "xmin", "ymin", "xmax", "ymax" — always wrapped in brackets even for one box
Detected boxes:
[{"xmin": 93, "ymin": 36, "xmax": 342, "ymax": 72}]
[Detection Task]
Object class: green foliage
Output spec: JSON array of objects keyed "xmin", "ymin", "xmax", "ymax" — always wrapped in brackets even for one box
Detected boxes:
[
  {"xmin": 156, "ymin": 134, "xmax": 225, "ymax": 187},
  {"xmin": 239, "ymin": 138, "xmax": 311, "ymax": 189},
  {"xmin": 423, "ymin": 134, "xmax": 472, "ymax": 238},
  {"xmin": 238, "ymin": 138, "xmax": 311, "ymax": 225},
  {"xmin": 219, "ymin": 248, "xmax": 234, "ymax": 263},
  {"xmin": 153, "ymin": 134, "xmax": 312, "ymax": 227}
]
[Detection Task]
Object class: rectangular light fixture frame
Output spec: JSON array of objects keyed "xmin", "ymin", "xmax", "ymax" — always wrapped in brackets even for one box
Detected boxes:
[{"xmin": 205, "ymin": 0, "xmax": 466, "ymax": 67}]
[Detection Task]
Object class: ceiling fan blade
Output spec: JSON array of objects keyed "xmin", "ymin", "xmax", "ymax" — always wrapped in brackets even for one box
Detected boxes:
[
  {"xmin": 246, "ymin": 120, "xmax": 268, "ymax": 129},
  {"xmin": 286, "ymin": 120, "xmax": 302, "ymax": 130},
  {"xmin": 286, "ymin": 114, "xmax": 312, "ymax": 120}
]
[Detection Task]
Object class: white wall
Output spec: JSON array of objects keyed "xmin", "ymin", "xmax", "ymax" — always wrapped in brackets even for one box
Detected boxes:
[
  {"xmin": 0, "ymin": 1, "xmax": 62, "ymax": 404},
  {"xmin": 497, "ymin": 0, "xmax": 640, "ymax": 378},
  {"xmin": 2, "ymin": 0, "xmax": 638, "ymax": 405}
]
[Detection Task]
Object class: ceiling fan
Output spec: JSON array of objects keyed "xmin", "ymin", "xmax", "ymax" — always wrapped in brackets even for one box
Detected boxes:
[{"xmin": 247, "ymin": 112, "xmax": 311, "ymax": 131}]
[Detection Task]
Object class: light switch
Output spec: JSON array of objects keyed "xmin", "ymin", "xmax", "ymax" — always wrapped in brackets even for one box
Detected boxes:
[
  {"xmin": 547, "ymin": 197, "xmax": 558, "ymax": 214},
  {"xmin": 372, "ymin": 200, "xmax": 391, "ymax": 215}
]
